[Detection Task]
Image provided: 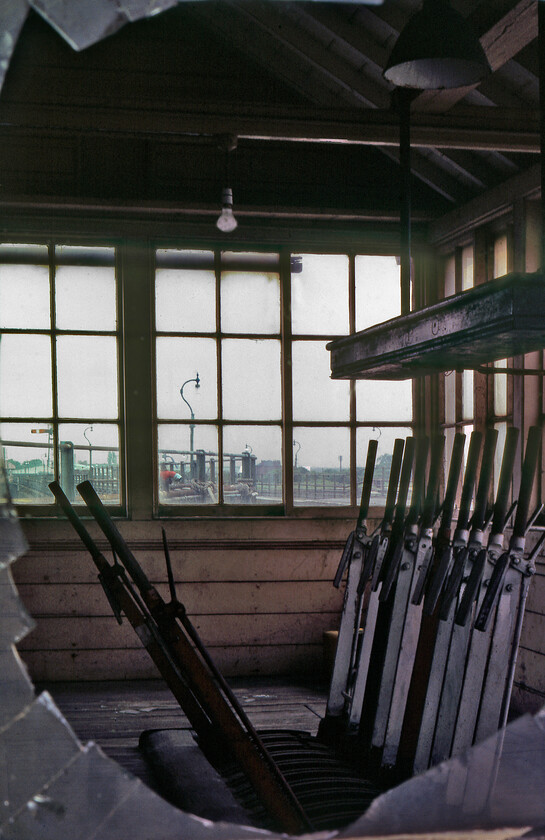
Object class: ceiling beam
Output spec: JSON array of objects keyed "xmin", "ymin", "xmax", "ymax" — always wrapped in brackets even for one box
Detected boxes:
[
  {"xmin": 0, "ymin": 103, "xmax": 538, "ymax": 153},
  {"xmin": 429, "ymin": 161, "xmax": 541, "ymax": 246},
  {"xmin": 221, "ymin": 0, "xmax": 391, "ymax": 109},
  {"xmin": 413, "ymin": 0, "xmax": 538, "ymax": 113}
]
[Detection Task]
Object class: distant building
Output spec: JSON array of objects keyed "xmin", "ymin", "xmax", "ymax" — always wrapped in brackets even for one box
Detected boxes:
[{"xmin": 256, "ymin": 460, "xmax": 281, "ymax": 479}]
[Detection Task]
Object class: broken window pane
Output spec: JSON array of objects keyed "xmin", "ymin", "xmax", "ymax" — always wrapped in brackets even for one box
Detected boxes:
[
  {"xmin": 357, "ymin": 426, "xmax": 412, "ymax": 506},
  {"xmin": 156, "ymin": 337, "xmax": 217, "ymax": 421},
  {"xmin": 58, "ymin": 423, "xmax": 120, "ymax": 504},
  {"xmin": 223, "ymin": 425, "xmax": 281, "ymax": 505},
  {"xmin": 0, "ymin": 422, "xmax": 54, "ymax": 505},
  {"xmin": 293, "ymin": 426, "xmax": 350, "ymax": 506},
  {"xmin": 158, "ymin": 423, "xmax": 218, "ymax": 505}
]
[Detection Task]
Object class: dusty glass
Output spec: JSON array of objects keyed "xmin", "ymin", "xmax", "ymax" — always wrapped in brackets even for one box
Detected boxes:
[
  {"xmin": 291, "ymin": 254, "xmax": 349, "ymax": 335},
  {"xmin": 292, "ymin": 340, "xmax": 349, "ymax": 422},
  {"xmin": 221, "ymin": 271, "xmax": 280, "ymax": 334}
]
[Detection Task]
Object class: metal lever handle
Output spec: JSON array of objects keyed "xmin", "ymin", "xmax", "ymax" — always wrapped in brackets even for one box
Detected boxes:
[
  {"xmin": 423, "ymin": 544, "xmax": 452, "ymax": 616},
  {"xmin": 474, "ymin": 549, "xmax": 509, "ymax": 631},
  {"xmin": 439, "ymin": 545, "xmax": 469, "ymax": 620},
  {"xmin": 162, "ymin": 527, "xmax": 178, "ymax": 604},
  {"xmin": 357, "ymin": 438, "xmax": 378, "ymax": 529},
  {"xmin": 455, "ymin": 547, "xmax": 487, "ymax": 626},
  {"xmin": 334, "ymin": 532, "xmax": 355, "ymax": 588}
]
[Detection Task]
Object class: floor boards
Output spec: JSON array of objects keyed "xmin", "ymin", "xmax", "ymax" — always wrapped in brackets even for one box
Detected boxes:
[{"xmin": 36, "ymin": 677, "xmax": 328, "ymax": 793}]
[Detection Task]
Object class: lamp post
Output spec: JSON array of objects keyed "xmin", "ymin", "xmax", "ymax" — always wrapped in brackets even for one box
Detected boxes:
[
  {"xmin": 180, "ymin": 373, "xmax": 200, "ymax": 468},
  {"xmin": 84, "ymin": 426, "xmax": 93, "ymax": 476},
  {"xmin": 293, "ymin": 440, "xmax": 301, "ymax": 469}
]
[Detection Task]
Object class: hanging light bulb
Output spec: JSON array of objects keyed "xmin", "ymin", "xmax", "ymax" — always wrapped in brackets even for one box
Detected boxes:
[
  {"xmin": 216, "ymin": 134, "xmax": 238, "ymax": 234},
  {"xmin": 216, "ymin": 187, "xmax": 238, "ymax": 233}
]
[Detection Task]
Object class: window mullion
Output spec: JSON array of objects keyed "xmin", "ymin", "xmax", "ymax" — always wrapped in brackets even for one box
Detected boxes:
[
  {"xmin": 349, "ymin": 254, "xmax": 357, "ymax": 507},
  {"xmin": 281, "ymin": 249, "xmax": 293, "ymax": 513},
  {"xmin": 49, "ymin": 243, "xmax": 59, "ymax": 484},
  {"xmin": 215, "ymin": 250, "xmax": 224, "ymax": 504},
  {"xmin": 121, "ymin": 241, "xmax": 154, "ymax": 518}
]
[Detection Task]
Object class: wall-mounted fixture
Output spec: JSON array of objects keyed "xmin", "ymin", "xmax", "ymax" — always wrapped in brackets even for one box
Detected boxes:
[{"xmin": 383, "ymin": 0, "xmax": 490, "ymax": 90}]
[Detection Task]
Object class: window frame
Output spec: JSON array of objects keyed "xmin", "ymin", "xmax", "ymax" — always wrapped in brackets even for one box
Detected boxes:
[
  {"xmin": 1, "ymin": 233, "xmax": 417, "ymax": 520},
  {"xmin": 152, "ymin": 243, "xmax": 414, "ymax": 518},
  {"xmin": 438, "ymin": 230, "xmax": 516, "ymax": 492},
  {"xmin": 0, "ymin": 239, "xmax": 126, "ymax": 516}
]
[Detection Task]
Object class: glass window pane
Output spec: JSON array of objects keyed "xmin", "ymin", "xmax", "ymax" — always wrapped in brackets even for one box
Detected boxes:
[
  {"xmin": 291, "ymin": 254, "xmax": 349, "ymax": 335},
  {"xmin": 494, "ymin": 359, "xmax": 508, "ymax": 416},
  {"xmin": 155, "ymin": 268, "xmax": 216, "ymax": 333},
  {"xmin": 444, "ymin": 370, "xmax": 456, "ymax": 425},
  {"xmin": 0, "ymin": 334, "xmax": 52, "ymax": 417},
  {"xmin": 462, "ymin": 369, "xmax": 474, "ymax": 420},
  {"xmin": 292, "ymin": 340, "xmax": 350, "ymax": 422},
  {"xmin": 221, "ymin": 271, "xmax": 280, "ymax": 334},
  {"xmin": 1, "ymin": 422, "xmax": 54, "ymax": 504},
  {"xmin": 293, "ymin": 426, "xmax": 350, "ymax": 506},
  {"xmin": 56, "ymin": 245, "xmax": 115, "ymax": 264},
  {"xmin": 58, "ymin": 423, "xmax": 120, "ymax": 504},
  {"xmin": 223, "ymin": 425, "xmax": 281, "ymax": 505},
  {"xmin": 158, "ymin": 423, "xmax": 218, "ymax": 505},
  {"xmin": 494, "ymin": 234, "xmax": 508, "ymax": 278},
  {"xmin": 444, "ymin": 255, "xmax": 455, "ymax": 298},
  {"xmin": 56, "ymin": 335, "xmax": 118, "ymax": 419},
  {"xmin": 355, "ymin": 256, "xmax": 401, "ymax": 331},
  {"xmin": 357, "ymin": 426, "xmax": 412, "ymax": 506},
  {"xmin": 356, "ymin": 379, "xmax": 412, "ymax": 422},
  {"xmin": 494, "ymin": 421, "xmax": 508, "ymax": 497},
  {"xmin": 462, "ymin": 245, "xmax": 474, "ymax": 290},
  {"xmin": 222, "ymin": 339, "xmax": 281, "ymax": 421},
  {"xmin": 156, "ymin": 337, "xmax": 217, "ymax": 420},
  {"xmin": 55, "ymin": 266, "xmax": 116, "ymax": 331},
  {"xmin": 0, "ymin": 264, "xmax": 50, "ymax": 329}
]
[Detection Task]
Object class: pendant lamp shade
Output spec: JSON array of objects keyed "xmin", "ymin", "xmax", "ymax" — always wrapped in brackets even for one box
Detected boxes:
[{"xmin": 383, "ymin": 0, "xmax": 490, "ymax": 90}]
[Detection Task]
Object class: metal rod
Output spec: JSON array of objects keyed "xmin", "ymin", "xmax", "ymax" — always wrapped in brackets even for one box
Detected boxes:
[{"xmin": 399, "ymin": 90, "xmax": 412, "ymax": 316}]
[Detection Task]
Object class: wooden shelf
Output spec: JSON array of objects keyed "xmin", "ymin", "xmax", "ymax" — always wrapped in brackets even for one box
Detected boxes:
[{"xmin": 328, "ymin": 272, "xmax": 545, "ymax": 380}]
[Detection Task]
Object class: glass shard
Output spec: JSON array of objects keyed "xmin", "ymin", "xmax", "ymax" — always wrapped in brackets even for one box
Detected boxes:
[
  {"xmin": 0, "ymin": 647, "xmax": 34, "ymax": 731},
  {"xmin": 29, "ymin": 0, "xmax": 127, "ymax": 51},
  {"xmin": 0, "ymin": 693, "xmax": 81, "ymax": 824},
  {"xmin": 0, "ymin": 567, "xmax": 35, "ymax": 645},
  {"xmin": 339, "ymin": 711, "xmax": 545, "ymax": 836},
  {"xmin": 0, "ymin": 1, "xmax": 29, "ymax": 94}
]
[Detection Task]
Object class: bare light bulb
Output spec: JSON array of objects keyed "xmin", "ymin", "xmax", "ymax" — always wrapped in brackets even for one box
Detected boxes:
[{"xmin": 216, "ymin": 187, "xmax": 238, "ymax": 233}]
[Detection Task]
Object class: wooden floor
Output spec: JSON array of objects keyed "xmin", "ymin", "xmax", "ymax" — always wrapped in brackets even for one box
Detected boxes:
[{"xmin": 36, "ymin": 677, "xmax": 329, "ymax": 796}]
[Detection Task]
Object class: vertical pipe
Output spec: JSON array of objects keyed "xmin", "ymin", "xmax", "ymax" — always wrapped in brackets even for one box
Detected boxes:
[
  {"xmin": 399, "ymin": 90, "xmax": 412, "ymax": 316},
  {"xmin": 540, "ymin": 2, "xmax": 545, "ymax": 273}
]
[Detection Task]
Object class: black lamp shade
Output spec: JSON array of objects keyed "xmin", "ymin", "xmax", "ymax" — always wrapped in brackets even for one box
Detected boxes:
[{"xmin": 384, "ymin": 0, "xmax": 491, "ymax": 90}]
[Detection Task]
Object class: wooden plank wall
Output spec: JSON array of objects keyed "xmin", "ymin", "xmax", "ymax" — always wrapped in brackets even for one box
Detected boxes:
[
  {"xmin": 12, "ymin": 516, "xmax": 368, "ymax": 682},
  {"xmin": 513, "ymin": 546, "xmax": 545, "ymax": 713}
]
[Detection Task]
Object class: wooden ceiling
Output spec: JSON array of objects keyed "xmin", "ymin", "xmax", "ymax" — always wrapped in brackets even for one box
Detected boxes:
[{"xmin": 0, "ymin": 1, "xmax": 540, "ymax": 226}]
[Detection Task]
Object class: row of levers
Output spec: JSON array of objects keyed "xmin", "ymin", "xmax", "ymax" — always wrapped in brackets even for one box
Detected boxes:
[{"xmin": 319, "ymin": 425, "xmax": 542, "ymax": 787}]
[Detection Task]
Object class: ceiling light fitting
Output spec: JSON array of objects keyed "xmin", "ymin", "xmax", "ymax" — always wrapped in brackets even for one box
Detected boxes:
[
  {"xmin": 383, "ymin": 0, "xmax": 490, "ymax": 90},
  {"xmin": 216, "ymin": 134, "xmax": 238, "ymax": 234}
]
